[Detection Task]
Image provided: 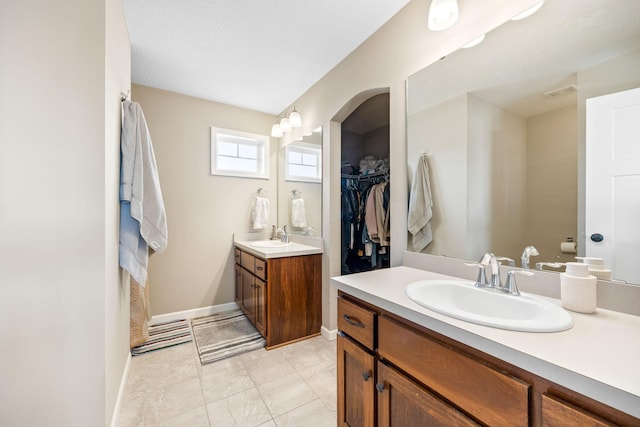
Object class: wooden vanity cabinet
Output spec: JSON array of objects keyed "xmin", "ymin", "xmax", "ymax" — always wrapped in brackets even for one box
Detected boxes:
[
  {"xmin": 235, "ymin": 247, "xmax": 321, "ymax": 349},
  {"xmin": 337, "ymin": 291, "xmax": 640, "ymax": 427}
]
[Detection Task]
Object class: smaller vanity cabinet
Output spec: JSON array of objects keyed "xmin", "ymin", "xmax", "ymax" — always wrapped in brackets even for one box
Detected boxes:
[
  {"xmin": 337, "ymin": 291, "xmax": 640, "ymax": 427},
  {"xmin": 234, "ymin": 247, "xmax": 321, "ymax": 349}
]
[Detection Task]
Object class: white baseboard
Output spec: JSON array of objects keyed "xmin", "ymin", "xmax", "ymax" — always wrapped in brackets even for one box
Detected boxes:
[
  {"xmin": 110, "ymin": 352, "xmax": 132, "ymax": 427},
  {"xmin": 150, "ymin": 302, "xmax": 240, "ymax": 324},
  {"xmin": 321, "ymin": 325, "xmax": 337, "ymax": 341}
]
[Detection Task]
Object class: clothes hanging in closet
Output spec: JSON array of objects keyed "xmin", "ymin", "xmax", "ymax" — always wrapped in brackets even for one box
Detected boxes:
[{"xmin": 341, "ymin": 173, "xmax": 390, "ymax": 275}]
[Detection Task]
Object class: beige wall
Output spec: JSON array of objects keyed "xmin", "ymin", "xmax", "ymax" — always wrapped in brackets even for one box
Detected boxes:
[
  {"xmin": 132, "ymin": 84, "xmax": 277, "ymax": 315},
  {"xmin": 0, "ymin": 0, "xmax": 130, "ymax": 425},
  {"xmin": 524, "ymin": 105, "xmax": 577, "ymax": 263}
]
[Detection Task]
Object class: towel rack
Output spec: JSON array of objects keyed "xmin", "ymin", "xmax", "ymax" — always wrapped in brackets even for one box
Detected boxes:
[
  {"xmin": 256, "ymin": 187, "xmax": 269, "ymax": 197},
  {"xmin": 290, "ymin": 189, "xmax": 302, "ymax": 199},
  {"xmin": 120, "ymin": 90, "xmax": 130, "ymax": 102}
]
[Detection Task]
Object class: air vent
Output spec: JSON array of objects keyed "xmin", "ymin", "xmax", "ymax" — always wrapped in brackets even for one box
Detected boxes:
[{"xmin": 543, "ymin": 84, "xmax": 577, "ymax": 100}]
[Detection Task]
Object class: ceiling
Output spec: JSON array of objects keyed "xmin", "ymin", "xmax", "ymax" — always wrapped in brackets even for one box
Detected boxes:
[{"xmin": 122, "ymin": 0, "xmax": 411, "ymax": 115}]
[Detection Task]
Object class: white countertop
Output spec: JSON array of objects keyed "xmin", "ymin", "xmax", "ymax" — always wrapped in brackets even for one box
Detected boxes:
[
  {"xmin": 234, "ymin": 239, "xmax": 322, "ymax": 259},
  {"xmin": 332, "ymin": 266, "xmax": 640, "ymax": 418}
]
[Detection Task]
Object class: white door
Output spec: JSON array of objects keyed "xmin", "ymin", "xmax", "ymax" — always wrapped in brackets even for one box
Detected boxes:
[{"xmin": 586, "ymin": 87, "xmax": 640, "ymax": 283}]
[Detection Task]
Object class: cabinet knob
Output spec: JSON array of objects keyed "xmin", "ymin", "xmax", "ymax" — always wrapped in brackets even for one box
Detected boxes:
[
  {"xmin": 362, "ymin": 371, "xmax": 371, "ymax": 381},
  {"xmin": 376, "ymin": 382, "xmax": 385, "ymax": 393}
]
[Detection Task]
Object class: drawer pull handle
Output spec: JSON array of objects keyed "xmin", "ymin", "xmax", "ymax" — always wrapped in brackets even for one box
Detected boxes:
[
  {"xmin": 362, "ymin": 371, "xmax": 371, "ymax": 381},
  {"xmin": 376, "ymin": 382, "xmax": 385, "ymax": 393},
  {"xmin": 256, "ymin": 266, "xmax": 264, "ymax": 271},
  {"xmin": 343, "ymin": 314, "xmax": 365, "ymax": 328}
]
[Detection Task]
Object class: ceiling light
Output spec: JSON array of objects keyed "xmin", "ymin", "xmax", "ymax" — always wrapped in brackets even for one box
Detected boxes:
[
  {"xmin": 462, "ymin": 34, "xmax": 485, "ymax": 49},
  {"xmin": 428, "ymin": 0, "xmax": 459, "ymax": 31},
  {"xmin": 289, "ymin": 107, "xmax": 302, "ymax": 128},
  {"xmin": 511, "ymin": 1, "xmax": 544, "ymax": 21},
  {"xmin": 271, "ymin": 123, "xmax": 283, "ymax": 138},
  {"xmin": 280, "ymin": 116, "xmax": 292, "ymax": 133}
]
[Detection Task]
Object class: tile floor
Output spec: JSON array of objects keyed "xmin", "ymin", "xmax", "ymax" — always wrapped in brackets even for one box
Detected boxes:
[{"xmin": 117, "ymin": 334, "xmax": 337, "ymax": 427}]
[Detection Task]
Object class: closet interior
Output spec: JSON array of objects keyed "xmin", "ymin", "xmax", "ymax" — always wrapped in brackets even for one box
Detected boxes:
[{"xmin": 340, "ymin": 93, "xmax": 391, "ymax": 275}]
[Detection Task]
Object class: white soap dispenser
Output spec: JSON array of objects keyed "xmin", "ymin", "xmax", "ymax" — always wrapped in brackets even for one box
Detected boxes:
[{"xmin": 561, "ymin": 262, "xmax": 597, "ymax": 313}]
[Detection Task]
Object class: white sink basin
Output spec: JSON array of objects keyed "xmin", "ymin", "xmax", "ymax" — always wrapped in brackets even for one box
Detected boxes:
[
  {"xmin": 249, "ymin": 240, "xmax": 292, "ymax": 248},
  {"xmin": 405, "ymin": 280, "xmax": 573, "ymax": 332}
]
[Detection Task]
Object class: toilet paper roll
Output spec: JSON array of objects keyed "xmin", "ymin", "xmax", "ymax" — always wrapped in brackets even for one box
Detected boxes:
[{"xmin": 561, "ymin": 241, "xmax": 577, "ymax": 253}]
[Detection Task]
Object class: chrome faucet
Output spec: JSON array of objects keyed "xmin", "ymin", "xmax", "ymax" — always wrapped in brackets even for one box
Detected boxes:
[
  {"xmin": 466, "ymin": 252, "xmax": 529, "ymax": 296},
  {"xmin": 277, "ymin": 225, "xmax": 289, "ymax": 243},
  {"xmin": 521, "ymin": 245, "xmax": 539, "ymax": 269}
]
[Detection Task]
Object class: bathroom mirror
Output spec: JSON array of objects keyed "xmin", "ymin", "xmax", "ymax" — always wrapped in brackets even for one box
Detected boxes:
[
  {"xmin": 406, "ymin": 0, "xmax": 640, "ymax": 284},
  {"xmin": 277, "ymin": 127, "xmax": 323, "ymax": 235}
]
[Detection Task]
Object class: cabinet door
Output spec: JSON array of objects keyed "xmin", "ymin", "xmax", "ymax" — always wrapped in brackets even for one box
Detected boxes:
[
  {"xmin": 254, "ymin": 277, "xmax": 267, "ymax": 336},
  {"xmin": 241, "ymin": 268, "xmax": 255, "ymax": 322},
  {"xmin": 337, "ymin": 333, "xmax": 375, "ymax": 427},
  {"xmin": 377, "ymin": 362, "xmax": 479, "ymax": 427},
  {"xmin": 235, "ymin": 265, "xmax": 242, "ymax": 304},
  {"xmin": 541, "ymin": 394, "xmax": 616, "ymax": 427}
]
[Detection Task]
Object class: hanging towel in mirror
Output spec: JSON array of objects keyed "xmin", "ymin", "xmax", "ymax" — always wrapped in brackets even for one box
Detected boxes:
[
  {"xmin": 291, "ymin": 198, "xmax": 308, "ymax": 228},
  {"xmin": 408, "ymin": 154, "xmax": 433, "ymax": 252},
  {"xmin": 253, "ymin": 196, "xmax": 270, "ymax": 229}
]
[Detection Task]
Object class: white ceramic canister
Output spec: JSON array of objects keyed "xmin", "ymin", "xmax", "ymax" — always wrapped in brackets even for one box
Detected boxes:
[{"xmin": 561, "ymin": 262, "xmax": 597, "ymax": 313}]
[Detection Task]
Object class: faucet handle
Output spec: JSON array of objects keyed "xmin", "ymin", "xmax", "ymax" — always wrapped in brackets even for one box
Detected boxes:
[
  {"xmin": 465, "ymin": 262, "xmax": 488, "ymax": 287},
  {"xmin": 495, "ymin": 256, "xmax": 515, "ymax": 267},
  {"xmin": 504, "ymin": 270, "xmax": 534, "ymax": 296}
]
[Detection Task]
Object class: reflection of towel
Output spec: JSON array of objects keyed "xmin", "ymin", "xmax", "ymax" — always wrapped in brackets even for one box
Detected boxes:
[
  {"xmin": 408, "ymin": 154, "xmax": 433, "ymax": 252},
  {"xmin": 119, "ymin": 101, "xmax": 168, "ymax": 284},
  {"xmin": 253, "ymin": 196, "xmax": 270, "ymax": 229},
  {"xmin": 291, "ymin": 198, "xmax": 308, "ymax": 228}
]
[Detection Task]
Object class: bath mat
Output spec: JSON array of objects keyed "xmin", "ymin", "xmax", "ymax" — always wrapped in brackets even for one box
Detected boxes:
[
  {"xmin": 192, "ymin": 309, "xmax": 266, "ymax": 365},
  {"xmin": 131, "ymin": 319, "xmax": 192, "ymax": 356}
]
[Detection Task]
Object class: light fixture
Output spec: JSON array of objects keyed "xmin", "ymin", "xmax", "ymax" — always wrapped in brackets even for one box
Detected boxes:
[
  {"xmin": 428, "ymin": 0, "xmax": 459, "ymax": 31},
  {"xmin": 511, "ymin": 1, "xmax": 544, "ymax": 21},
  {"xmin": 279, "ymin": 115, "xmax": 292, "ymax": 133},
  {"xmin": 271, "ymin": 123, "xmax": 283, "ymax": 137},
  {"xmin": 462, "ymin": 34, "xmax": 485, "ymax": 49},
  {"xmin": 289, "ymin": 107, "xmax": 302, "ymax": 128}
]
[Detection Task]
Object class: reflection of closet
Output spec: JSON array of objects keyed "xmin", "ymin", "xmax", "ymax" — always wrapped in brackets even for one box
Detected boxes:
[{"xmin": 340, "ymin": 93, "xmax": 391, "ymax": 275}]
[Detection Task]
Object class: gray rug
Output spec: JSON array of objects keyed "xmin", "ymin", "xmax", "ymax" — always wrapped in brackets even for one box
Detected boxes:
[
  {"xmin": 131, "ymin": 319, "xmax": 192, "ymax": 356},
  {"xmin": 191, "ymin": 309, "xmax": 266, "ymax": 365}
]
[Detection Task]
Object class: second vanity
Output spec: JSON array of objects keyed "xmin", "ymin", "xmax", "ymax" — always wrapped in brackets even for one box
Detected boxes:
[
  {"xmin": 332, "ymin": 266, "xmax": 640, "ymax": 426},
  {"xmin": 234, "ymin": 237, "xmax": 322, "ymax": 349}
]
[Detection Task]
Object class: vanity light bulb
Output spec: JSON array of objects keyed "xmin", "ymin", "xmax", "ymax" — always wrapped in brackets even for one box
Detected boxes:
[
  {"xmin": 289, "ymin": 108, "xmax": 302, "ymax": 128},
  {"xmin": 280, "ymin": 116, "xmax": 292, "ymax": 133},
  {"xmin": 271, "ymin": 123, "xmax": 283, "ymax": 137},
  {"xmin": 428, "ymin": 0, "xmax": 459, "ymax": 31}
]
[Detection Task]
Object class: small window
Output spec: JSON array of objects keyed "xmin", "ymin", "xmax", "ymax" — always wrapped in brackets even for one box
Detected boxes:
[
  {"xmin": 285, "ymin": 142, "xmax": 322, "ymax": 183},
  {"xmin": 211, "ymin": 127, "xmax": 269, "ymax": 179}
]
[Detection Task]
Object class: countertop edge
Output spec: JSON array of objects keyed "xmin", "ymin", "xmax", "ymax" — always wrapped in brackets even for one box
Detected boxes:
[
  {"xmin": 333, "ymin": 269, "xmax": 640, "ymax": 419},
  {"xmin": 234, "ymin": 240, "xmax": 322, "ymax": 259}
]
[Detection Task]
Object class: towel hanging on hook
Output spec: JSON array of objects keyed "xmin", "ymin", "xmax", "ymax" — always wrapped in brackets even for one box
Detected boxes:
[
  {"xmin": 256, "ymin": 187, "xmax": 269, "ymax": 197},
  {"xmin": 290, "ymin": 189, "xmax": 303, "ymax": 199}
]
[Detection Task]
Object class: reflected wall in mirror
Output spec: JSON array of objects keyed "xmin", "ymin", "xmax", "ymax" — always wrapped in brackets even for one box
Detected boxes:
[
  {"xmin": 278, "ymin": 127, "xmax": 323, "ymax": 235},
  {"xmin": 407, "ymin": 0, "xmax": 640, "ymax": 284}
]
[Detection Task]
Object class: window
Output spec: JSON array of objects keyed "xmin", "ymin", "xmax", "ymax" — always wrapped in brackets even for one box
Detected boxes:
[
  {"xmin": 211, "ymin": 127, "xmax": 269, "ymax": 179},
  {"xmin": 285, "ymin": 142, "xmax": 322, "ymax": 183}
]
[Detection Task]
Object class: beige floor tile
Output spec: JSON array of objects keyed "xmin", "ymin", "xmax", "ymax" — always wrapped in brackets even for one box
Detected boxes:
[
  {"xmin": 241, "ymin": 349, "xmax": 296, "ymax": 386},
  {"xmin": 144, "ymin": 377, "xmax": 206, "ymax": 424},
  {"xmin": 257, "ymin": 372, "xmax": 317, "ymax": 418},
  {"xmin": 257, "ymin": 421, "xmax": 277, "ymax": 427},
  {"xmin": 206, "ymin": 388, "xmax": 272, "ymax": 427},
  {"xmin": 201, "ymin": 365, "xmax": 255, "ymax": 403},
  {"xmin": 298, "ymin": 362, "xmax": 337, "ymax": 413},
  {"xmin": 277, "ymin": 337, "xmax": 334, "ymax": 372},
  {"xmin": 117, "ymin": 391, "xmax": 145, "ymax": 427},
  {"xmin": 150, "ymin": 405, "xmax": 210, "ymax": 427},
  {"xmin": 273, "ymin": 399, "xmax": 336, "ymax": 427},
  {"xmin": 197, "ymin": 352, "xmax": 245, "ymax": 377}
]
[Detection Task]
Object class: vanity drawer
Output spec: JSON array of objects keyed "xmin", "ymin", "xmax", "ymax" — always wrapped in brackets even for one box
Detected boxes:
[
  {"xmin": 255, "ymin": 258, "xmax": 267, "ymax": 280},
  {"xmin": 338, "ymin": 297, "xmax": 375, "ymax": 351},
  {"xmin": 234, "ymin": 248, "xmax": 241, "ymax": 265},
  {"xmin": 240, "ymin": 251, "xmax": 255, "ymax": 272},
  {"xmin": 378, "ymin": 316, "xmax": 530, "ymax": 427}
]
